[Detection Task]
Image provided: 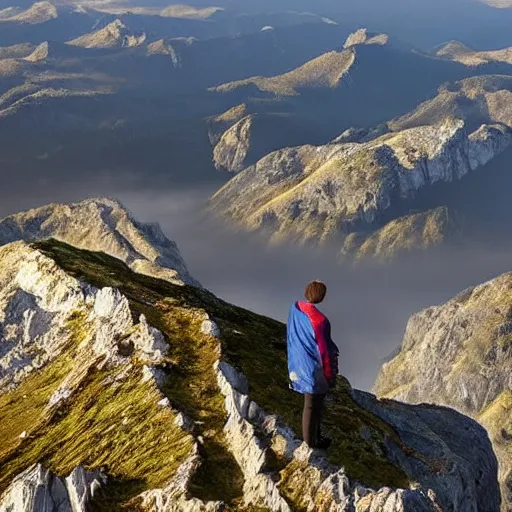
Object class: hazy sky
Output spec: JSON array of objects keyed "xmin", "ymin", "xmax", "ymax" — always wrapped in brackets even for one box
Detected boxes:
[{"xmin": 4, "ymin": 178, "xmax": 512, "ymax": 391}]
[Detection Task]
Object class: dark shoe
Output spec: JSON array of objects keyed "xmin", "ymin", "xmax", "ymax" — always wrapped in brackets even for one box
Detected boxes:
[{"xmin": 316, "ymin": 436, "xmax": 332, "ymax": 450}]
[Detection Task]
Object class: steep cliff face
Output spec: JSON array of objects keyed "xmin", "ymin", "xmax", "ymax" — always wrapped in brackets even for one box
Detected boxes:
[
  {"xmin": 0, "ymin": 237, "xmax": 501, "ymax": 511},
  {"xmin": 209, "ymin": 73, "xmax": 512, "ymax": 260},
  {"xmin": 210, "ymin": 117, "xmax": 510, "ymax": 248},
  {"xmin": 374, "ymin": 272, "xmax": 512, "ymax": 509},
  {"xmin": 0, "ymin": 198, "xmax": 198, "ymax": 286}
]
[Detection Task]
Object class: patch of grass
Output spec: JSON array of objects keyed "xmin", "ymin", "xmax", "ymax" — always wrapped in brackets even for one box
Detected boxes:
[
  {"xmin": 0, "ymin": 364, "xmax": 193, "ymax": 509},
  {"xmin": 0, "ymin": 355, "xmax": 72, "ymax": 460},
  {"xmin": 0, "ymin": 308, "xmax": 89, "ymax": 463}
]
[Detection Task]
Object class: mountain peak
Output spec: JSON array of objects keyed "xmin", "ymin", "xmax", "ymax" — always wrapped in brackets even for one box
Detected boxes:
[
  {"xmin": 0, "ymin": 197, "xmax": 198, "ymax": 286},
  {"xmin": 344, "ymin": 28, "xmax": 389, "ymax": 49},
  {"xmin": 67, "ymin": 19, "xmax": 147, "ymax": 49},
  {"xmin": 0, "ymin": 1, "xmax": 57, "ymax": 25}
]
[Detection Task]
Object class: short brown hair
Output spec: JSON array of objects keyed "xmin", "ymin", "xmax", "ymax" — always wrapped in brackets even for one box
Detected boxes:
[{"xmin": 305, "ymin": 280, "xmax": 327, "ymax": 304}]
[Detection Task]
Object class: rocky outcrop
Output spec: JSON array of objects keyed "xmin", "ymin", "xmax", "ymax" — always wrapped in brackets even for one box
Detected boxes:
[
  {"xmin": 0, "ymin": 242, "xmax": 169, "ymax": 391},
  {"xmin": 390, "ymin": 75, "xmax": 512, "ymax": 132},
  {"xmin": 0, "ymin": 197, "xmax": 198, "ymax": 286},
  {"xmin": 211, "ymin": 117, "xmax": 511, "ymax": 246},
  {"xmin": 215, "ymin": 359, "xmax": 500, "ymax": 511},
  {"xmin": 374, "ymin": 271, "xmax": 512, "ymax": 509},
  {"xmin": 213, "ymin": 115, "xmax": 254, "ymax": 173},
  {"xmin": 207, "ymin": 104, "xmax": 249, "ymax": 146},
  {"xmin": 67, "ymin": 20, "xmax": 146, "ymax": 49},
  {"xmin": 0, "ymin": 464, "xmax": 106, "ymax": 512},
  {"xmin": 344, "ymin": 29, "xmax": 390, "ymax": 49},
  {"xmin": 0, "ymin": 1, "xmax": 57, "ymax": 25},
  {"xmin": 211, "ymin": 112, "xmax": 311, "ymax": 174}
]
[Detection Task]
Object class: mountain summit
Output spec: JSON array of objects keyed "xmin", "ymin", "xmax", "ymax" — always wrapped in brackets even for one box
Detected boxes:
[
  {"xmin": 0, "ymin": 197, "xmax": 198, "ymax": 286},
  {"xmin": 67, "ymin": 19, "xmax": 147, "ymax": 49},
  {"xmin": 0, "ymin": 237, "xmax": 500, "ymax": 511}
]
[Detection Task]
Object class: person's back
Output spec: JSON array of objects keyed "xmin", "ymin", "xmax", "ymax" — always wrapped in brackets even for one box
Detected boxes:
[{"xmin": 287, "ymin": 280, "xmax": 339, "ymax": 449}]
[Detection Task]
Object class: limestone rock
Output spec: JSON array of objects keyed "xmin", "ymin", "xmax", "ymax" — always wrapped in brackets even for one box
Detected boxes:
[
  {"xmin": 67, "ymin": 20, "xmax": 147, "ymax": 49},
  {"xmin": 0, "ymin": 242, "xmax": 170, "ymax": 392},
  {"xmin": 200, "ymin": 318, "xmax": 221, "ymax": 339},
  {"xmin": 0, "ymin": 197, "xmax": 198, "ymax": 286},
  {"xmin": 214, "ymin": 359, "xmax": 498, "ymax": 511},
  {"xmin": 213, "ymin": 115, "xmax": 254, "ymax": 173},
  {"xmin": 142, "ymin": 365, "xmax": 167, "ymax": 387},
  {"xmin": 374, "ymin": 271, "xmax": 512, "ymax": 509},
  {"xmin": 0, "ymin": 464, "xmax": 106, "ymax": 512},
  {"xmin": 129, "ymin": 314, "xmax": 168, "ymax": 362},
  {"xmin": 139, "ymin": 445, "xmax": 223, "ymax": 512},
  {"xmin": 211, "ymin": 117, "xmax": 511, "ymax": 249}
]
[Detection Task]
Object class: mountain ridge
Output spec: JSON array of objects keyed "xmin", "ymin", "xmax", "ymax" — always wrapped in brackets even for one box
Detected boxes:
[
  {"xmin": 0, "ymin": 236, "xmax": 501, "ymax": 511},
  {"xmin": 0, "ymin": 197, "xmax": 198, "ymax": 286}
]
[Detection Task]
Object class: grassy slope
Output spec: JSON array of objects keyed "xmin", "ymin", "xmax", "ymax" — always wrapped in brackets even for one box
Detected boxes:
[{"xmin": 0, "ymin": 239, "xmax": 408, "ymax": 510}]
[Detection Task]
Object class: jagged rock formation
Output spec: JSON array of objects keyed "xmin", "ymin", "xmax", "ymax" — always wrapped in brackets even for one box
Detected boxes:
[
  {"xmin": 374, "ymin": 272, "xmax": 512, "ymax": 509},
  {"xmin": 210, "ymin": 74, "xmax": 512, "ymax": 259},
  {"xmin": 208, "ymin": 104, "xmax": 249, "ymax": 146},
  {"xmin": 0, "ymin": 197, "xmax": 198, "ymax": 286},
  {"xmin": 436, "ymin": 40, "xmax": 512, "ymax": 66},
  {"xmin": 67, "ymin": 20, "xmax": 147, "ymax": 49},
  {"xmin": 210, "ymin": 117, "xmax": 511, "ymax": 250},
  {"xmin": 0, "ymin": 228, "xmax": 501, "ymax": 511},
  {"xmin": 0, "ymin": 1, "xmax": 57, "ymax": 25},
  {"xmin": 0, "ymin": 464, "xmax": 106, "ymax": 511},
  {"xmin": 344, "ymin": 28, "xmax": 389, "ymax": 49},
  {"xmin": 206, "ymin": 36, "xmax": 486, "ymax": 187},
  {"xmin": 390, "ymin": 75, "xmax": 512, "ymax": 131},
  {"xmin": 213, "ymin": 115, "xmax": 253, "ymax": 173}
]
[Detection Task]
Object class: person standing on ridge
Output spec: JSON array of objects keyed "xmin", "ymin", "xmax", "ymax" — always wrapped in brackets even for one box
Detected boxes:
[{"xmin": 287, "ymin": 280, "xmax": 339, "ymax": 449}]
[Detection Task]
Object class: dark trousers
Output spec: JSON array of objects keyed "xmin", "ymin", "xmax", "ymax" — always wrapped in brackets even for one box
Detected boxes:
[{"xmin": 302, "ymin": 393, "xmax": 326, "ymax": 447}]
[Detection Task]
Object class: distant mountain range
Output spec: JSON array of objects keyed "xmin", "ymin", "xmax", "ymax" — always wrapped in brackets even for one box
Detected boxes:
[
  {"xmin": 1, "ymin": 5, "xmax": 512, "ymax": 260},
  {"xmin": 210, "ymin": 73, "xmax": 512, "ymax": 260}
]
